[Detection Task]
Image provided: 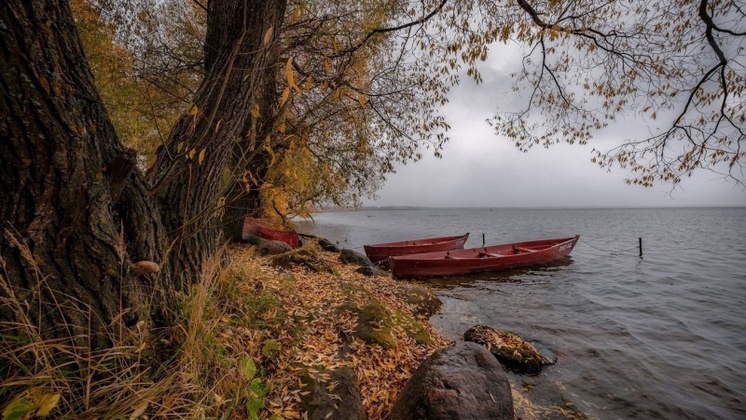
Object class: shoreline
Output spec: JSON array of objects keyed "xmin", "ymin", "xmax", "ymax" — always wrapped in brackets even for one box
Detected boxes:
[{"xmin": 230, "ymin": 238, "xmax": 588, "ymax": 419}]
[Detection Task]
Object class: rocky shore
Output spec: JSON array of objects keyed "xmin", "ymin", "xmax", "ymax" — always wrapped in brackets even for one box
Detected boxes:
[{"xmin": 231, "ymin": 237, "xmax": 587, "ymax": 419}]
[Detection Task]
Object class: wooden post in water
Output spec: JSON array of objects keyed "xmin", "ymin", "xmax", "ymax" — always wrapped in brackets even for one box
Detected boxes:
[
  {"xmin": 482, "ymin": 233, "xmax": 485, "ymax": 246},
  {"xmin": 639, "ymin": 237, "xmax": 643, "ymax": 257}
]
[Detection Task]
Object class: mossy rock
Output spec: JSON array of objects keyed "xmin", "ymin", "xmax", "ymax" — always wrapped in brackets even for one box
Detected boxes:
[
  {"xmin": 463, "ymin": 325, "xmax": 552, "ymax": 374},
  {"xmin": 354, "ymin": 302, "xmax": 395, "ymax": 348},
  {"xmin": 300, "ymin": 367, "xmax": 365, "ymax": 420},
  {"xmin": 270, "ymin": 247, "xmax": 333, "ymax": 273},
  {"xmin": 402, "ymin": 285, "xmax": 442, "ymax": 317},
  {"xmin": 396, "ymin": 311, "xmax": 433, "ymax": 346}
]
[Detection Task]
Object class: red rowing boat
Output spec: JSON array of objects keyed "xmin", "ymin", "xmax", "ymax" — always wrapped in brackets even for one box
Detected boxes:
[
  {"xmin": 363, "ymin": 233, "xmax": 469, "ymax": 263},
  {"xmin": 389, "ymin": 235, "xmax": 579, "ymax": 279},
  {"xmin": 243, "ymin": 217, "xmax": 300, "ymax": 248}
]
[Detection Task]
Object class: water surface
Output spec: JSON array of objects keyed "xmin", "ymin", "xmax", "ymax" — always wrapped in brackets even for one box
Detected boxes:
[{"xmin": 297, "ymin": 207, "xmax": 746, "ymax": 419}]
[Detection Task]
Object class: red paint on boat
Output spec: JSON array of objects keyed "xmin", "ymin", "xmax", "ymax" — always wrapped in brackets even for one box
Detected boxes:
[
  {"xmin": 389, "ymin": 235, "xmax": 579, "ymax": 279},
  {"xmin": 243, "ymin": 217, "xmax": 300, "ymax": 248},
  {"xmin": 363, "ymin": 233, "xmax": 469, "ymax": 263}
]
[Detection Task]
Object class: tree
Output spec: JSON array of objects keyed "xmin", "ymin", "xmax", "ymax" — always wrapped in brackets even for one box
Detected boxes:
[
  {"xmin": 434, "ymin": 0, "xmax": 745, "ymax": 186},
  {"xmin": 0, "ymin": 0, "xmax": 287, "ymax": 347}
]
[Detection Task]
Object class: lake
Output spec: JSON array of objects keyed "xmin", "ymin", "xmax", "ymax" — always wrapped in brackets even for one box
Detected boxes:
[{"xmin": 296, "ymin": 207, "xmax": 746, "ymax": 419}]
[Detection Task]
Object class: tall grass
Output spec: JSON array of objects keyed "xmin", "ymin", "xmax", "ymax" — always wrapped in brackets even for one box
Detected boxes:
[{"xmin": 0, "ymin": 237, "xmax": 270, "ymax": 418}]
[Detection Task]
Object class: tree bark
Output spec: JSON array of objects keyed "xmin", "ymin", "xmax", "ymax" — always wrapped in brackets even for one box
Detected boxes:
[
  {"xmin": 0, "ymin": 0, "xmax": 165, "ymax": 346},
  {"xmin": 149, "ymin": 0, "xmax": 287, "ymax": 277},
  {"xmin": 0, "ymin": 0, "xmax": 287, "ymax": 348}
]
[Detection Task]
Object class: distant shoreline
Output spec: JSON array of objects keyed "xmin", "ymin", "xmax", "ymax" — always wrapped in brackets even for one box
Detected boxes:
[{"xmin": 314, "ymin": 204, "xmax": 746, "ymax": 212}]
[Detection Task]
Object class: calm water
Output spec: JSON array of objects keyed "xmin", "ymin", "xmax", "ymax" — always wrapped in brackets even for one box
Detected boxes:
[{"xmin": 297, "ymin": 207, "xmax": 746, "ymax": 420}]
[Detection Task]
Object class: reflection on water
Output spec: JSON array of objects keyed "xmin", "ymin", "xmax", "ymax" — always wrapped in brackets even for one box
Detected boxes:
[{"xmin": 299, "ymin": 207, "xmax": 746, "ymax": 420}]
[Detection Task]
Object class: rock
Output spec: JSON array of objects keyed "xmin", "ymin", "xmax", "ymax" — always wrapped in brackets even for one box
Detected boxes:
[
  {"xmin": 463, "ymin": 325, "xmax": 553, "ymax": 374},
  {"xmin": 300, "ymin": 366, "xmax": 366, "ymax": 420},
  {"xmin": 402, "ymin": 285, "xmax": 442, "ymax": 317},
  {"xmin": 389, "ymin": 342, "xmax": 513, "ymax": 420},
  {"xmin": 354, "ymin": 302, "xmax": 395, "ymax": 348},
  {"xmin": 270, "ymin": 248, "xmax": 333, "ymax": 273},
  {"xmin": 258, "ymin": 239, "xmax": 292, "ymax": 255},
  {"xmin": 355, "ymin": 265, "xmax": 381, "ymax": 276},
  {"xmin": 318, "ymin": 237, "xmax": 341, "ymax": 252},
  {"xmin": 242, "ymin": 232, "xmax": 262, "ymax": 245},
  {"xmin": 339, "ymin": 249, "xmax": 373, "ymax": 266}
]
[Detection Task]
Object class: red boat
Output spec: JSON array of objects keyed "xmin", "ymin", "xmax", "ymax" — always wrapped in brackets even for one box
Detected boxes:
[
  {"xmin": 389, "ymin": 235, "xmax": 579, "ymax": 279},
  {"xmin": 243, "ymin": 217, "xmax": 300, "ymax": 248},
  {"xmin": 363, "ymin": 233, "xmax": 469, "ymax": 263}
]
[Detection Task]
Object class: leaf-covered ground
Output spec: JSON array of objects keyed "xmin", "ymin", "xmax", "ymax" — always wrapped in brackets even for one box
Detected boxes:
[{"xmin": 222, "ymin": 242, "xmax": 449, "ymax": 419}]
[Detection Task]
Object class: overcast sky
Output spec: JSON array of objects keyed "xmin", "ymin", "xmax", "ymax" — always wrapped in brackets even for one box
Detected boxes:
[{"xmin": 364, "ymin": 44, "xmax": 746, "ymax": 208}]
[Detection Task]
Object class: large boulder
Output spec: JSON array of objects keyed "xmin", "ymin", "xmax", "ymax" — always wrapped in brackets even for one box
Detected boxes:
[
  {"xmin": 463, "ymin": 325, "xmax": 554, "ymax": 374},
  {"xmin": 389, "ymin": 342, "xmax": 513, "ymax": 420}
]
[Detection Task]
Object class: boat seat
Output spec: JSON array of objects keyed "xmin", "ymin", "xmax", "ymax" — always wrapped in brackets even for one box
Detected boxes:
[
  {"xmin": 514, "ymin": 247, "xmax": 535, "ymax": 253},
  {"xmin": 478, "ymin": 252, "xmax": 501, "ymax": 258}
]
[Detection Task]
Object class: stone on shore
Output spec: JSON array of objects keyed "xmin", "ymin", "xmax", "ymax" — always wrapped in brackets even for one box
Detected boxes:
[
  {"xmin": 463, "ymin": 325, "xmax": 553, "ymax": 374},
  {"xmin": 388, "ymin": 341, "xmax": 513, "ymax": 420},
  {"xmin": 258, "ymin": 239, "xmax": 293, "ymax": 255},
  {"xmin": 318, "ymin": 237, "xmax": 342, "ymax": 252},
  {"xmin": 355, "ymin": 265, "xmax": 383, "ymax": 276},
  {"xmin": 339, "ymin": 249, "xmax": 373, "ymax": 266},
  {"xmin": 270, "ymin": 248, "xmax": 333, "ymax": 273},
  {"xmin": 401, "ymin": 285, "xmax": 442, "ymax": 317},
  {"xmin": 300, "ymin": 366, "xmax": 366, "ymax": 420}
]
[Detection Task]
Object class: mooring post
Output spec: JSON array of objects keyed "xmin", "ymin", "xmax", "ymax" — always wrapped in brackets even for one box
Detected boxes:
[
  {"xmin": 482, "ymin": 233, "xmax": 485, "ymax": 246},
  {"xmin": 639, "ymin": 237, "xmax": 643, "ymax": 257}
]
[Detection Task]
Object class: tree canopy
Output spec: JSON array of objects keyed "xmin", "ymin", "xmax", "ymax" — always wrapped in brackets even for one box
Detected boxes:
[{"xmin": 82, "ymin": 0, "xmax": 744, "ymax": 216}]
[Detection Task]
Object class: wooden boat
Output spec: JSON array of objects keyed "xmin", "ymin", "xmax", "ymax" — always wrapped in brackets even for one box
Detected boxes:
[
  {"xmin": 363, "ymin": 233, "xmax": 469, "ymax": 263},
  {"xmin": 389, "ymin": 235, "xmax": 579, "ymax": 279},
  {"xmin": 243, "ymin": 217, "xmax": 300, "ymax": 248}
]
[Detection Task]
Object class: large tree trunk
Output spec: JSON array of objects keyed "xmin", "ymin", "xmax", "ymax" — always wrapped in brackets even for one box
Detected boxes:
[
  {"xmin": 223, "ymin": 66, "xmax": 282, "ymax": 241},
  {"xmin": 0, "ymin": 0, "xmax": 287, "ymax": 349},
  {"xmin": 0, "ymin": 0, "xmax": 166, "ymax": 347},
  {"xmin": 149, "ymin": 0, "xmax": 287, "ymax": 277}
]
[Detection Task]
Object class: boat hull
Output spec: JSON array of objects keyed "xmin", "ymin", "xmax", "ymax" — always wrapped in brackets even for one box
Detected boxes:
[
  {"xmin": 243, "ymin": 217, "xmax": 300, "ymax": 248},
  {"xmin": 364, "ymin": 233, "xmax": 469, "ymax": 263},
  {"xmin": 389, "ymin": 236, "xmax": 579, "ymax": 279}
]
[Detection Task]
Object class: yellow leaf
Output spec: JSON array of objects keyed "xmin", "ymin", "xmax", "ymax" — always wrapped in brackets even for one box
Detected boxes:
[
  {"xmin": 305, "ymin": 76, "xmax": 313, "ymax": 90},
  {"xmin": 198, "ymin": 149, "xmax": 206, "ymax": 165},
  {"xmin": 188, "ymin": 148, "xmax": 196, "ymax": 159},
  {"xmin": 280, "ymin": 87, "xmax": 290, "ymax": 107},
  {"xmin": 290, "ymin": 7, "xmax": 301, "ymax": 23},
  {"xmin": 324, "ymin": 57, "xmax": 332, "ymax": 74},
  {"xmin": 357, "ymin": 94, "xmax": 366, "ymax": 108},
  {"xmin": 250, "ymin": 103, "xmax": 261, "ymax": 118},
  {"xmin": 262, "ymin": 26, "xmax": 274, "ymax": 46},
  {"xmin": 188, "ymin": 104, "xmax": 198, "ymax": 116},
  {"xmin": 129, "ymin": 401, "xmax": 148, "ymax": 419},
  {"xmin": 33, "ymin": 390, "xmax": 60, "ymax": 417},
  {"xmin": 285, "ymin": 57, "xmax": 295, "ymax": 88}
]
